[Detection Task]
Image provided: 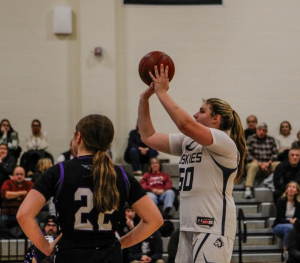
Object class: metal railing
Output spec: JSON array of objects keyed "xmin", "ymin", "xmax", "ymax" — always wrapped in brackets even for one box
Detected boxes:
[
  {"xmin": 237, "ymin": 208, "xmax": 247, "ymax": 263},
  {"xmin": 0, "ymin": 206, "xmax": 29, "ymax": 262}
]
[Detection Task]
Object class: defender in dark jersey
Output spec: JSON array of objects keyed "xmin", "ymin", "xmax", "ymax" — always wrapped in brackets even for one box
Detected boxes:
[{"xmin": 17, "ymin": 114, "xmax": 163, "ymax": 263}]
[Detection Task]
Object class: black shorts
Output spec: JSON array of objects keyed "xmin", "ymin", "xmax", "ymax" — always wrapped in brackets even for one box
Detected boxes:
[{"xmin": 55, "ymin": 241, "xmax": 122, "ymax": 263}]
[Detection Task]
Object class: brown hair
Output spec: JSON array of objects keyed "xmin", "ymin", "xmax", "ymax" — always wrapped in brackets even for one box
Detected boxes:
[
  {"xmin": 282, "ymin": 181, "xmax": 300, "ymax": 203},
  {"xmin": 204, "ymin": 98, "xmax": 246, "ymax": 184},
  {"xmin": 36, "ymin": 158, "xmax": 52, "ymax": 173},
  {"xmin": 76, "ymin": 114, "xmax": 119, "ymax": 213},
  {"xmin": 148, "ymin": 157, "xmax": 162, "ymax": 173}
]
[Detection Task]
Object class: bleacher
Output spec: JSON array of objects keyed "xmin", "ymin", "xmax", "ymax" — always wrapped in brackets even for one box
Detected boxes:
[{"xmin": 0, "ymin": 163, "xmax": 284, "ymax": 263}]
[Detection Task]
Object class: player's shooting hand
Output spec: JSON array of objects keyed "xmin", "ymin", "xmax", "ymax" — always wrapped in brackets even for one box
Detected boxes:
[
  {"xmin": 140, "ymin": 82, "xmax": 155, "ymax": 101},
  {"xmin": 149, "ymin": 64, "xmax": 169, "ymax": 94}
]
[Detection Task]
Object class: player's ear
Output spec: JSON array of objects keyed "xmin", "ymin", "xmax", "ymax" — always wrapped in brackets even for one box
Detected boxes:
[{"xmin": 212, "ymin": 114, "xmax": 221, "ymax": 124}]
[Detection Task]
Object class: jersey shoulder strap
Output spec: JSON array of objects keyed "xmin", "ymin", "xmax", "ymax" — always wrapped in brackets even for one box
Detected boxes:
[
  {"xmin": 53, "ymin": 162, "xmax": 65, "ymax": 205},
  {"xmin": 118, "ymin": 166, "xmax": 130, "ymax": 197}
]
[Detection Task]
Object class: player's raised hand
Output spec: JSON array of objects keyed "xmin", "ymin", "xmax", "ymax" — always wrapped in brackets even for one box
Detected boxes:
[{"xmin": 149, "ymin": 64, "xmax": 169, "ymax": 94}]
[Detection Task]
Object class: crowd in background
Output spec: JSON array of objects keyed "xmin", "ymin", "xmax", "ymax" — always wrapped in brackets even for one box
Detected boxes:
[{"xmin": 2, "ymin": 116, "xmax": 300, "ymax": 262}]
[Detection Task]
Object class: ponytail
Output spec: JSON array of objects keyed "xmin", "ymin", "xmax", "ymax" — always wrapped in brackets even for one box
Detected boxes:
[
  {"xmin": 92, "ymin": 150, "xmax": 119, "ymax": 213},
  {"xmin": 230, "ymin": 111, "xmax": 246, "ymax": 184}
]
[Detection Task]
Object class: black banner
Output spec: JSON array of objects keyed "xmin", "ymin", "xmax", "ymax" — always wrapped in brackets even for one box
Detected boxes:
[{"xmin": 124, "ymin": 0, "xmax": 222, "ymax": 5}]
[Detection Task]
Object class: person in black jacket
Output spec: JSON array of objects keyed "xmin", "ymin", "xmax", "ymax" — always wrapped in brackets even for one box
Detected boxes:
[
  {"xmin": 0, "ymin": 143, "xmax": 16, "ymax": 205},
  {"xmin": 273, "ymin": 148, "xmax": 300, "ymax": 204},
  {"xmin": 286, "ymin": 218, "xmax": 300, "ymax": 263},
  {"xmin": 124, "ymin": 124, "xmax": 158, "ymax": 175},
  {"xmin": 272, "ymin": 181, "xmax": 300, "ymax": 253},
  {"xmin": 129, "ymin": 230, "xmax": 164, "ymax": 263}
]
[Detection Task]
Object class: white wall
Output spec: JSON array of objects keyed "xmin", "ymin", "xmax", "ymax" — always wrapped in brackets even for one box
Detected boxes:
[{"xmin": 0, "ymin": 0, "xmax": 300, "ymax": 163}]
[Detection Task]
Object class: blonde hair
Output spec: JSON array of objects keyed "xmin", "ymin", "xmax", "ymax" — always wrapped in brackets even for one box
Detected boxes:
[
  {"xmin": 281, "ymin": 181, "xmax": 300, "ymax": 203},
  {"xmin": 204, "ymin": 98, "xmax": 246, "ymax": 184},
  {"xmin": 36, "ymin": 158, "xmax": 52, "ymax": 173},
  {"xmin": 76, "ymin": 114, "xmax": 119, "ymax": 213}
]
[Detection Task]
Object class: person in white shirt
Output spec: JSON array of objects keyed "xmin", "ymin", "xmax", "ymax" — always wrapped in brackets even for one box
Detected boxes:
[
  {"xmin": 138, "ymin": 64, "xmax": 246, "ymax": 263},
  {"xmin": 277, "ymin": 121, "xmax": 295, "ymax": 161},
  {"xmin": 26, "ymin": 119, "xmax": 49, "ymax": 151}
]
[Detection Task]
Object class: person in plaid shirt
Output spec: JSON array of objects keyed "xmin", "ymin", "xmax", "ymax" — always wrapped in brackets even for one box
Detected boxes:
[{"xmin": 244, "ymin": 122, "xmax": 280, "ymax": 199}]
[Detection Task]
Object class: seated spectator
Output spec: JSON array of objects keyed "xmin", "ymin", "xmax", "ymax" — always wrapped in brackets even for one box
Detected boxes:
[
  {"xmin": 31, "ymin": 158, "xmax": 53, "ymax": 183},
  {"xmin": 244, "ymin": 122, "xmax": 279, "ymax": 199},
  {"xmin": 0, "ymin": 143, "xmax": 17, "ymax": 205},
  {"xmin": 26, "ymin": 119, "xmax": 49, "ymax": 151},
  {"xmin": 291, "ymin": 130, "xmax": 300, "ymax": 149},
  {"xmin": 140, "ymin": 158, "xmax": 175, "ymax": 219},
  {"xmin": 56, "ymin": 141, "xmax": 76, "ymax": 163},
  {"xmin": 25, "ymin": 215, "xmax": 58, "ymax": 263},
  {"xmin": 118, "ymin": 203, "xmax": 141, "ymax": 263},
  {"xmin": 124, "ymin": 124, "xmax": 158, "ymax": 175},
  {"xmin": 21, "ymin": 119, "xmax": 53, "ymax": 174},
  {"xmin": 286, "ymin": 218, "xmax": 300, "ymax": 263},
  {"xmin": 129, "ymin": 230, "xmax": 164, "ymax": 263},
  {"xmin": 0, "ymin": 119, "xmax": 22, "ymax": 160},
  {"xmin": 273, "ymin": 148, "xmax": 300, "ymax": 204},
  {"xmin": 272, "ymin": 181, "xmax": 300, "ymax": 255},
  {"xmin": 244, "ymin": 115, "xmax": 257, "ymax": 140},
  {"xmin": 276, "ymin": 121, "xmax": 295, "ymax": 161},
  {"xmin": 0, "ymin": 166, "xmax": 33, "ymax": 238}
]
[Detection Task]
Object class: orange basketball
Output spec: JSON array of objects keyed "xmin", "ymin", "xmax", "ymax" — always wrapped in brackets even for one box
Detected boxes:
[{"xmin": 138, "ymin": 51, "xmax": 175, "ymax": 86}]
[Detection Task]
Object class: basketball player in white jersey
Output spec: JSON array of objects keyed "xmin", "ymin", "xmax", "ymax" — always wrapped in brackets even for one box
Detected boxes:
[{"xmin": 138, "ymin": 65, "xmax": 246, "ymax": 263}]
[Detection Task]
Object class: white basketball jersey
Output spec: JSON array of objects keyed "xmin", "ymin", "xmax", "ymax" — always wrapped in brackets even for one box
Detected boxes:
[{"xmin": 169, "ymin": 128, "xmax": 239, "ymax": 240}]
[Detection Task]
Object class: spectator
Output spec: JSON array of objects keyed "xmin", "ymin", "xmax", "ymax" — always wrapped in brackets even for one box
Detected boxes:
[
  {"xmin": 21, "ymin": 120, "xmax": 53, "ymax": 175},
  {"xmin": 291, "ymin": 130, "xmax": 300, "ymax": 149},
  {"xmin": 0, "ymin": 143, "xmax": 17, "ymax": 204},
  {"xmin": 286, "ymin": 218, "xmax": 300, "ymax": 263},
  {"xmin": 129, "ymin": 230, "xmax": 164, "ymax": 263},
  {"xmin": 118, "ymin": 203, "xmax": 140, "ymax": 263},
  {"xmin": 56, "ymin": 141, "xmax": 76, "ymax": 163},
  {"xmin": 0, "ymin": 166, "xmax": 33, "ymax": 238},
  {"xmin": 124, "ymin": 124, "xmax": 158, "ymax": 175},
  {"xmin": 140, "ymin": 157, "xmax": 175, "ymax": 219},
  {"xmin": 26, "ymin": 119, "xmax": 49, "ymax": 151},
  {"xmin": 277, "ymin": 121, "xmax": 295, "ymax": 161},
  {"xmin": 25, "ymin": 215, "xmax": 58, "ymax": 263},
  {"xmin": 272, "ymin": 181, "xmax": 300, "ymax": 255},
  {"xmin": 244, "ymin": 115, "xmax": 258, "ymax": 140},
  {"xmin": 244, "ymin": 122, "xmax": 279, "ymax": 199},
  {"xmin": 273, "ymin": 148, "xmax": 300, "ymax": 204},
  {"xmin": 31, "ymin": 158, "xmax": 53, "ymax": 183},
  {"xmin": 0, "ymin": 119, "xmax": 22, "ymax": 160}
]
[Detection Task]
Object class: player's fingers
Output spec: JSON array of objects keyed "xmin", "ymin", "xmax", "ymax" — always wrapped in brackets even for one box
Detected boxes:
[
  {"xmin": 154, "ymin": 65, "xmax": 159, "ymax": 76},
  {"xmin": 160, "ymin": 64, "xmax": 164, "ymax": 76},
  {"xmin": 165, "ymin": 66, "xmax": 169, "ymax": 78},
  {"xmin": 149, "ymin": 71, "xmax": 155, "ymax": 80},
  {"xmin": 53, "ymin": 233, "xmax": 62, "ymax": 246}
]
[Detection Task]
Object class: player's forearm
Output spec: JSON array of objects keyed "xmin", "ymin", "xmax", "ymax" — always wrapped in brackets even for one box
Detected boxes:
[
  {"xmin": 119, "ymin": 219, "xmax": 162, "ymax": 249},
  {"xmin": 17, "ymin": 213, "xmax": 52, "ymax": 255},
  {"xmin": 138, "ymin": 97, "xmax": 156, "ymax": 140}
]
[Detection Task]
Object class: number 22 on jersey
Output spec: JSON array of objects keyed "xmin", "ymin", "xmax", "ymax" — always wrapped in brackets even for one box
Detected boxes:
[{"xmin": 74, "ymin": 188, "xmax": 113, "ymax": 231}]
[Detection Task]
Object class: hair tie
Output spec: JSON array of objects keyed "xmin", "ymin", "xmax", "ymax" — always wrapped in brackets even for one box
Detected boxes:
[
  {"xmin": 97, "ymin": 147, "xmax": 106, "ymax": 152},
  {"xmin": 232, "ymin": 110, "xmax": 235, "ymax": 115}
]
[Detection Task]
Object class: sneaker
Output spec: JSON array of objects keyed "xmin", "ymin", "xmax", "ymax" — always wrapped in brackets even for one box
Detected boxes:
[
  {"xmin": 244, "ymin": 187, "xmax": 253, "ymax": 199},
  {"xmin": 132, "ymin": 171, "xmax": 142, "ymax": 175}
]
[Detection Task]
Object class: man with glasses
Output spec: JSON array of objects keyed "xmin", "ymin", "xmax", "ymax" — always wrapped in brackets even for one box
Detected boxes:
[
  {"xmin": 25, "ymin": 216, "xmax": 58, "ymax": 263},
  {"xmin": 244, "ymin": 115, "xmax": 258, "ymax": 140},
  {"xmin": 0, "ymin": 166, "xmax": 33, "ymax": 238}
]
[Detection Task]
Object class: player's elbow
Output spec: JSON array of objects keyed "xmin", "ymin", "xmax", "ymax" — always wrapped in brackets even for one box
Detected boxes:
[{"xmin": 16, "ymin": 209, "xmax": 25, "ymax": 226}]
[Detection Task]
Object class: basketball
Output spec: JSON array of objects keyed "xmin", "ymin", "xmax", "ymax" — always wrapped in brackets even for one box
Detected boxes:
[{"xmin": 138, "ymin": 51, "xmax": 175, "ymax": 86}]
